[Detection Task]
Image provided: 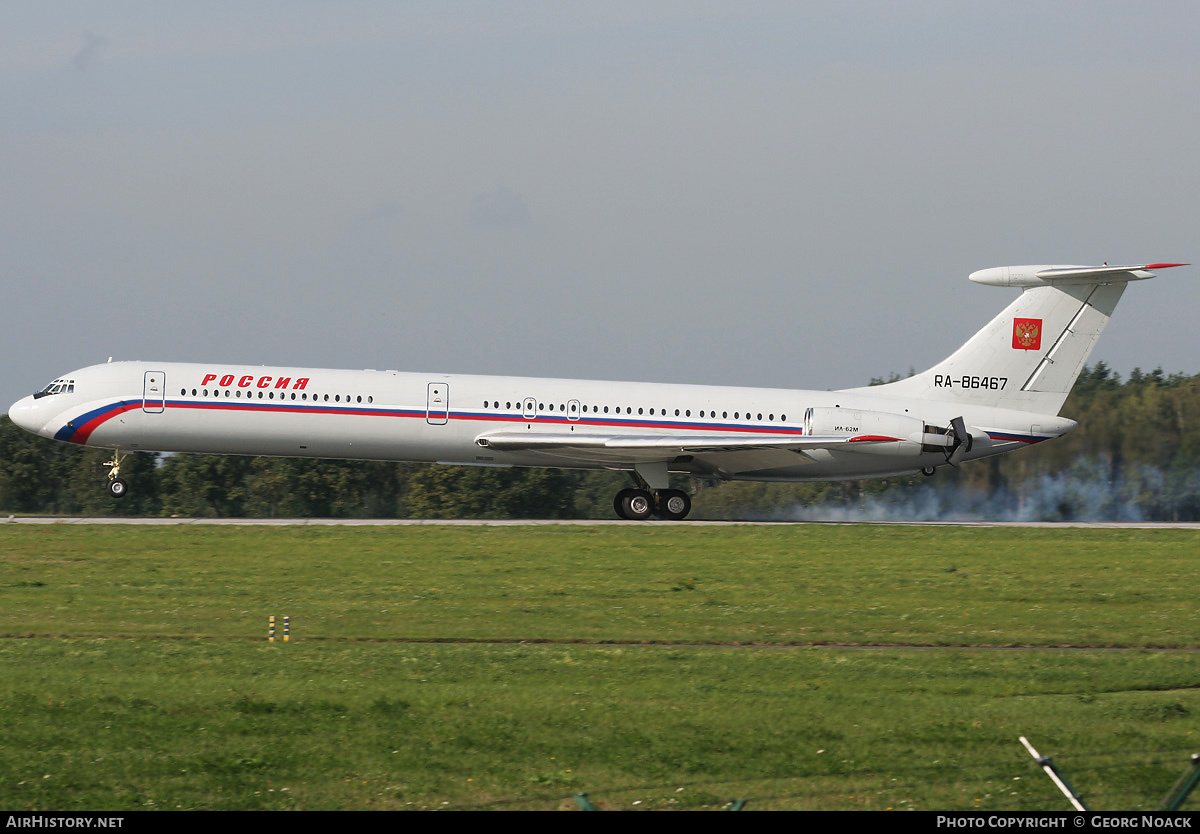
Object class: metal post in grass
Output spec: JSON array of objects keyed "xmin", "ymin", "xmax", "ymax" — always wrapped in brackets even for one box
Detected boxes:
[
  {"xmin": 269, "ymin": 615, "xmax": 275, "ymax": 643},
  {"xmin": 572, "ymin": 793, "xmax": 597, "ymax": 811},
  {"xmin": 1158, "ymin": 753, "xmax": 1200, "ymax": 812},
  {"xmin": 1019, "ymin": 736, "xmax": 1089, "ymax": 811}
]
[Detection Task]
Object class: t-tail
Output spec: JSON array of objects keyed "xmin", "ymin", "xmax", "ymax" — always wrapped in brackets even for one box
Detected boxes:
[{"xmin": 845, "ymin": 263, "xmax": 1187, "ymax": 414}]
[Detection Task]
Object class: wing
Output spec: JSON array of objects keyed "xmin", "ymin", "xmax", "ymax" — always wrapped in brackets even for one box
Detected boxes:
[{"xmin": 474, "ymin": 431, "xmax": 904, "ymax": 477}]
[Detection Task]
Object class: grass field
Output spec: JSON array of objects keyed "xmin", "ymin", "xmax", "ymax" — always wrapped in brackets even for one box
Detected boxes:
[{"xmin": 1, "ymin": 523, "xmax": 1198, "ymax": 811}]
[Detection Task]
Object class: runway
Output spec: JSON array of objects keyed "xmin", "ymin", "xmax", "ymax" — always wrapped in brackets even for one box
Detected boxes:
[{"xmin": 5, "ymin": 516, "xmax": 1200, "ymax": 529}]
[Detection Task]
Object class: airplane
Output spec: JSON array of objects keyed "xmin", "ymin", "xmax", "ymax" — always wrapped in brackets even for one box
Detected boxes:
[{"xmin": 6, "ymin": 262, "xmax": 1186, "ymax": 520}]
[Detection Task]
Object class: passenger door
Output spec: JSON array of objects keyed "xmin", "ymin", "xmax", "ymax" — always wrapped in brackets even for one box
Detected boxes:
[
  {"xmin": 426, "ymin": 382, "xmax": 449, "ymax": 425},
  {"xmin": 143, "ymin": 371, "xmax": 166, "ymax": 413}
]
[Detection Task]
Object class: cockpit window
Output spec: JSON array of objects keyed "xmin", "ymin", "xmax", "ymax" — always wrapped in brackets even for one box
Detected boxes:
[{"xmin": 33, "ymin": 378, "xmax": 75, "ymax": 399}]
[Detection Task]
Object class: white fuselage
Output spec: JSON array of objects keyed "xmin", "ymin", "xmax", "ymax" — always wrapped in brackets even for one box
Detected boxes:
[{"xmin": 7, "ymin": 360, "xmax": 1073, "ymax": 483}]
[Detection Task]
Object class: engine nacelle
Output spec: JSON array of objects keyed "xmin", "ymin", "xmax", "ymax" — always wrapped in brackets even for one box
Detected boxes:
[
  {"xmin": 804, "ymin": 407, "xmax": 945, "ymax": 458},
  {"xmin": 805, "ymin": 407, "xmax": 921, "ymax": 441}
]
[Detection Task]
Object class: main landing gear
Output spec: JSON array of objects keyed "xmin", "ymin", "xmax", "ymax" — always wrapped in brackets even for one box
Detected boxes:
[
  {"xmin": 612, "ymin": 463, "xmax": 692, "ymax": 520},
  {"xmin": 613, "ymin": 488, "xmax": 692, "ymax": 520},
  {"xmin": 614, "ymin": 487, "xmax": 691, "ymax": 518},
  {"xmin": 104, "ymin": 449, "xmax": 128, "ymax": 499}
]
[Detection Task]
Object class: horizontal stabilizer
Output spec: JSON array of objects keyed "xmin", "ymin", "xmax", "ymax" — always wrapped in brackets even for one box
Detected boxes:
[
  {"xmin": 970, "ymin": 262, "xmax": 1186, "ymax": 288},
  {"xmin": 1036, "ymin": 263, "xmax": 1187, "ymax": 280}
]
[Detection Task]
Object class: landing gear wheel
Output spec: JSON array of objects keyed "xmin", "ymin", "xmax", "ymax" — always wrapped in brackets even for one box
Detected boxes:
[
  {"xmin": 615, "ymin": 488, "xmax": 655, "ymax": 520},
  {"xmin": 614, "ymin": 489, "xmax": 632, "ymax": 518},
  {"xmin": 657, "ymin": 489, "xmax": 692, "ymax": 520},
  {"xmin": 108, "ymin": 478, "xmax": 129, "ymax": 499},
  {"xmin": 921, "ymin": 465, "xmax": 937, "ymax": 477}
]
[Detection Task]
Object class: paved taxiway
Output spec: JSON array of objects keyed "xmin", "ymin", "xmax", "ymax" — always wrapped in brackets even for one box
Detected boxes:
[{"xmin": 4, "ymin": 517, "xmax": 1200, "ymax": 529}]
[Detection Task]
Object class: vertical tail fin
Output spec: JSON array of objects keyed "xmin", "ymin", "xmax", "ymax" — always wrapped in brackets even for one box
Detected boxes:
[{"xmin": 844, "ymin": 263, "xmax": 1184, "ymax": 414}]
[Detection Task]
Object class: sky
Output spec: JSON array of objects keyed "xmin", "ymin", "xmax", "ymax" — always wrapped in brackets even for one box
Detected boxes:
[{"xmin": 3, "ymin": 2, "xmax": 1198, "ymax": 406}]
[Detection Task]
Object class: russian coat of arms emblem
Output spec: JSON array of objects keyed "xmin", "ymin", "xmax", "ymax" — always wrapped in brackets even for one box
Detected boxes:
[{"xmin": 1012, "ymin": 318, "xmax": 1042, "ymax": 350}]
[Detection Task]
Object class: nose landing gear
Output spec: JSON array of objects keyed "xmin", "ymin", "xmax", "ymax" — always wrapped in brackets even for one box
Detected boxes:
[{"xmin": 104, "ymin": 450, "xmax": 129, "ymax": 499}]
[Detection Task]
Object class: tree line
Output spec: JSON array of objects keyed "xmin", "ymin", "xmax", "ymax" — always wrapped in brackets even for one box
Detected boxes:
[
  {"xmin": 0, "ymin": 419, "xmax": 628, "ymax": 519},
  {"xmin": 3, "ymin": 363, "xmax": 1199, "ymax": 521}
]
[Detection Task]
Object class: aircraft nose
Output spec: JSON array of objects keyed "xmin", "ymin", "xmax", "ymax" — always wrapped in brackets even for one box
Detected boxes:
[{"xmin": 7, "ymin": 395, "xmax": 44, "ymax": 435}]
